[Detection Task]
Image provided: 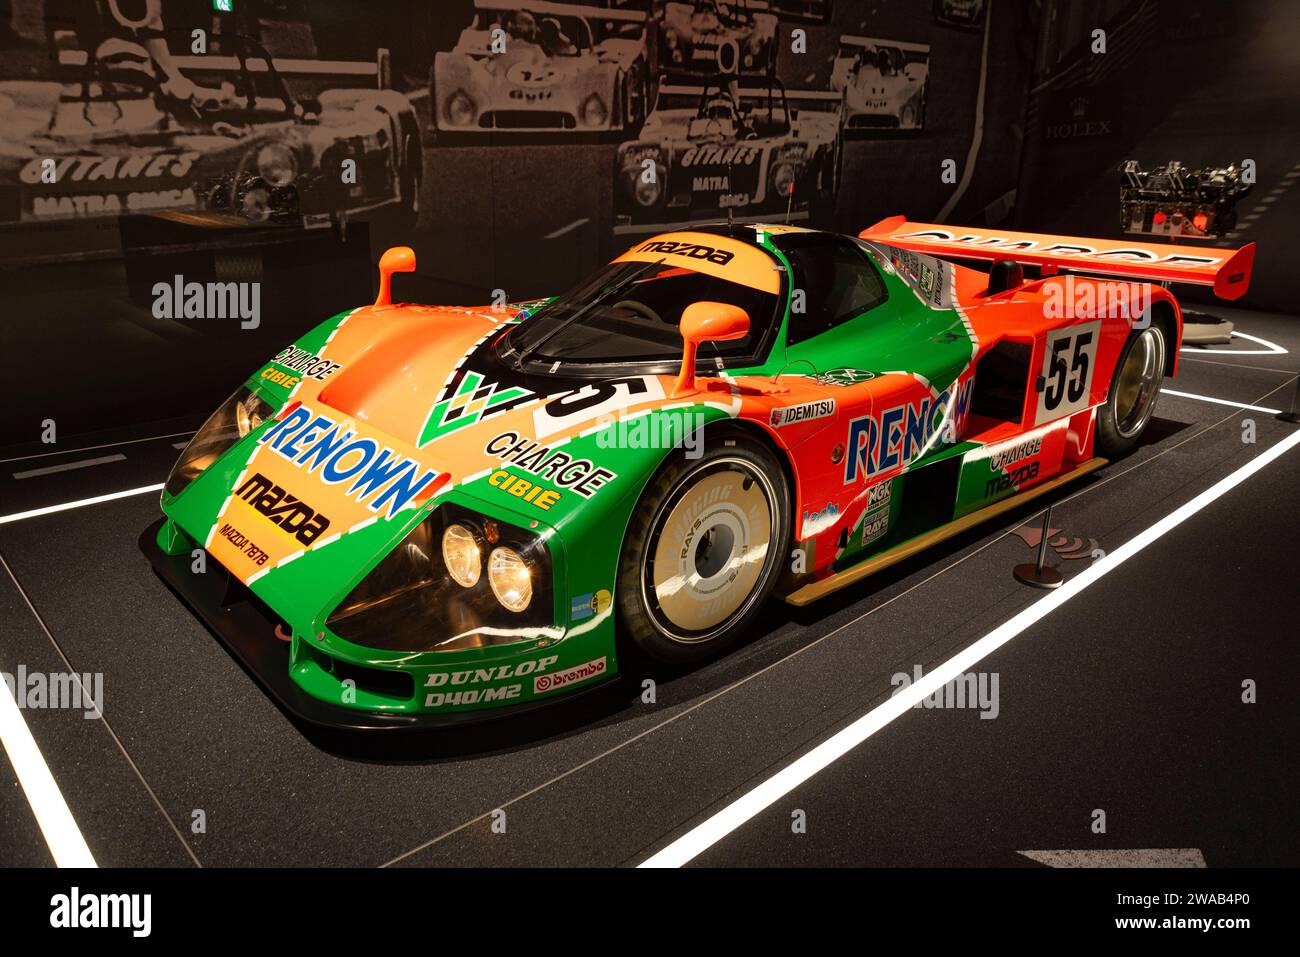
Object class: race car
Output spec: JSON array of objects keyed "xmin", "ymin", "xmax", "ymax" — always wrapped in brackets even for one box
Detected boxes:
[
  {"xmin": 430, "ymin": 0, "xmax": 650, "ymax": 134},
  {"xmin": 831, "ymin": 36, "xmax": 930, "ymax": 130},
  {"xmin": 657, "ymin": 0, "xmax": 779, "ymax": 78},
  {"xmin": 614, "ymin": 76, "xmax": 843, "ymax": 232},
  {"xmin": 142, "ymin": 220, "xmax": 1255, "ymax": 730},
  {"xmin": 0, "ymin": 32, "xmax": 422, "ymax": 257}
]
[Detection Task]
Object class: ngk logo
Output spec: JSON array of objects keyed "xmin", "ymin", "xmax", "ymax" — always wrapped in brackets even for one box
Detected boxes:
[{"xmin": 236, "ymin": 472, "xmax": 331, "ymax": 545}]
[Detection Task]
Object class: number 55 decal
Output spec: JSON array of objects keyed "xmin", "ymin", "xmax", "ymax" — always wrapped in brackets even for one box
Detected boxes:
[
  {"xmin": 532, "ymin": 375, "xmax": 667, "ymax": 439},
  {"xmin": 1036, "ymin": 320, "xmax": 1101, "ymax": 425}
]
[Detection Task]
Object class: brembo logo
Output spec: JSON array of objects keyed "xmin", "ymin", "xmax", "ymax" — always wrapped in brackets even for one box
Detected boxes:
[{"xmin": 236, "ymin": 472, "xmax": 331, "ymax": 546}]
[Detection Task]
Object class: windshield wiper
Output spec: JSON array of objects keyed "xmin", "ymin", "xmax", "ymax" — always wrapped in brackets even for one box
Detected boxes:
[{"xmin": 508, "ymin": 258, "xmax": 665, "ymax": 370}]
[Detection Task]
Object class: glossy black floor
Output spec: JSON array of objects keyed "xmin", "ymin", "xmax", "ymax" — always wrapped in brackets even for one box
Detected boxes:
[{"xmin": 1, "ymin": 307, "xmax": 1298, "ymax": 868}]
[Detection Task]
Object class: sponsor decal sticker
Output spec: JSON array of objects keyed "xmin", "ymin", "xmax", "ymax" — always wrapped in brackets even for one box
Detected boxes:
[
  {"xmin": 770, "ymin": 398, "xmax": 835, "ymax": 428},
  {"xmin": 809, "ymin": 368, "xmax": 875, "ymax": 386},
  {"xmin": 570, "ymin": 589, "xmax": 612, "ymax": 622},
  {"xmin": 484, "ymin": 432, "xmax": 618, "ymax": 497},
  {"xmin": 272, "ymin": 346, "xmax": 342, "ymax": 381},
  {"xmin": 488, "ymin": 469, "xmax": 562, "ymax": 510},
  {"xmin": 420, "ymin": 370, "xmax": 534, "ymax": 446},
  {"xmin": 235, "ymin": 472, "xmax": 331, "ymax": 546},
  {"xmin": 534, "ymin": 656, "xmax": 608, "ymax": 694},
  {"xmin": 259, "ymin": 407, "xmax": 440, "ymax": 519},
  {"xmin": 801, "ymin": 502, "xmax": 839, "ymax": 538},
  {"xmin": 844, "ymin": 378, "xmax": 974, "ymax": 483}
]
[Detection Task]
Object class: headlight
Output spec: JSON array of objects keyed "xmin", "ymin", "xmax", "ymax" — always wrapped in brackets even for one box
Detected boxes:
[
  {"xmin": 165, "ymin": 385, "xmax": 274, "ymax": 497},
  {"xmin": 772, "ymin": 162, "xmax": 798, "ymax": 198},
  {"xmin": 580, "ymin": 94, "xmax": 607, "ymax": 128},
  {"xmin": 256, "ymin": 143, "xmax": 297, "ymax": 187},
  {"xmin": 488, "ymin": 546, "xmax": 532, "ymax": 612},
  {"xmin": 446, "ymin": 90, "xmax": 476, "ymax": 127},
  {"xmin": 327, "ymin": 506, "xmax": 553, "ymax": 652},
  {"xmin": 442, "ymin": 523, "xmax": 481, "ymax": 587}
]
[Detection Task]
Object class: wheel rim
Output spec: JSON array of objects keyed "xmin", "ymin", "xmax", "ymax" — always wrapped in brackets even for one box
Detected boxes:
[
  {"xmin": 643, "ymin": 459, "xmax": 777, "ymax": 643},
  {"xmin": 1112, "ymin": 327, "xmax": 1164, "ymax": 438}
]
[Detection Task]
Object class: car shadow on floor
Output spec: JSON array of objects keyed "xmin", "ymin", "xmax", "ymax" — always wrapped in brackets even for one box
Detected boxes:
[{"xmin": 284, "ymin": 417, "xmax": 1193, "ymax": 763}]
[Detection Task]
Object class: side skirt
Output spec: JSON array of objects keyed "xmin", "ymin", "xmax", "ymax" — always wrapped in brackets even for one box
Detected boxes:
[{"xmin": 780, "ymin": 457, "xmax": 1108, "ymax": 607}]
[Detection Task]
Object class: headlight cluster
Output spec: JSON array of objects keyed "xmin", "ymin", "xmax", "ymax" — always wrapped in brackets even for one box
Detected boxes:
[
  {"xmin": 165, "ymin": 385, "xmax": 274, "ymax": 497},
  {"xmin": 442, "ymin": 522, "xmax": 533, "ymax": 611},
  {"xmin": 327, "ymin": 505, "xmax": 553, "ymax": 653}
]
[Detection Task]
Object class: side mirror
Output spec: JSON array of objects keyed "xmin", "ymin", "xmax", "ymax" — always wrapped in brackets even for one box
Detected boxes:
[
  {"xmin": 375, "ymin": 246, "xmax": 416, "ymax": 307},
  {"xmin": 671, "ymin": 301, "xmax": 750, "ymax": 398}
]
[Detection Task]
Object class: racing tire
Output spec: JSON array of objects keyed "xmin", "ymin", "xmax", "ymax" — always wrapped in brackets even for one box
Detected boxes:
[
  {"xmin": 1095, "ymin": 325, "xmax": 1166, "ymax": 458},
  {"xmin": 617, "ymin": 427, "xmax": 791, "ymax": 665}
]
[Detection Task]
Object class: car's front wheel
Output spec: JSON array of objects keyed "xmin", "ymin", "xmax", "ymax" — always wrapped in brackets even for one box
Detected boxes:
[{"xmin": 617, "ymin": 429, "xmax": 791, "ymax": 664}]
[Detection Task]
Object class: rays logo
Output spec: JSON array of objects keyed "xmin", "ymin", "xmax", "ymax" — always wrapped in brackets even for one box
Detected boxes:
[
  {"xmin": 235, "ymin": 472, "xmax": 331, "ymax": 546},
  {"xmin": 419, "ymin": 370, "xmax": 534, "ymax": 446}
]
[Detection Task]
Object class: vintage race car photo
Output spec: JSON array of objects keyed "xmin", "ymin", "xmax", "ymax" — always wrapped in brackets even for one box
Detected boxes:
[
  {"xmin": 614, "ymin": 76, "xmax": 843, "ymax": 232},
  {"xmin": 141, "ymin": 219, "xmax": 1255, "ymax": 731},
  {"xmin": 0, "ymin": 31, "xmax": 421, "ymax": 261},
  {"xmin": 657, "ymin": 0, "xmax": 779, "ymax": 77},
  {"xmin": 831, "ymin": 35, "xmax": 930, "ymax": 130},
  {"xmin": 430, "ymin": 0, "xmax": 650, "ymax": 134}
]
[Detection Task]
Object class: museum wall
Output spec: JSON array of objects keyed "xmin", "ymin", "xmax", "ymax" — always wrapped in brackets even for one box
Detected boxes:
[{"xmin": 0, "ymin": 0, "xmax": 1291, "ymax": 449}]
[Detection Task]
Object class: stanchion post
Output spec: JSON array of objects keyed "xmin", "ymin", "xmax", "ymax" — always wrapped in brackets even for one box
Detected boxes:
[{"xmin": 1014, "ymin": 505, "xmax": 1064, "ymax": 589}]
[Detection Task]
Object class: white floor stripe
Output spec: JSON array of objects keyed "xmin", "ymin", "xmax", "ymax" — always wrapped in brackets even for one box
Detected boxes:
[
  {"xmin": 0, "ymin": 484, "xmax": 164, "ymax": 526},
  {"xmin": 0, "ymin": 675, "xmax": 97, "ymax": 866},
  {"xmin": 639, "ymin": 426, "xmax": 1300, "ymax": 867},
  {"xmin": 1182, "ymin": 331, "xmax": 1288, "ymax": 356},
  {"xmin": 13, "ymin": 453, "xmax": 126, "ymax": 480},
  {"xmin": 1163, "ymin": 389, "xmax": 1281, "ymax": 414}
]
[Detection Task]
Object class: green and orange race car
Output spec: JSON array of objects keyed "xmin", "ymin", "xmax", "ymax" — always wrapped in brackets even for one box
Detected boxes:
[{"xmin": 141, "ymin": 219, "xmax": 1256, "ymax": 730}]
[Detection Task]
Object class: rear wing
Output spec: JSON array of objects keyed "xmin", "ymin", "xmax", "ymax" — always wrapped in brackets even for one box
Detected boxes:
[{"xmin": 860, "ymin": 217, "xmax": 1255, "ymax": 300}]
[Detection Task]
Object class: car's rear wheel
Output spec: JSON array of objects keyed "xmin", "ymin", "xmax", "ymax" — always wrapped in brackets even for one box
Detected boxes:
[
  {"xmin": 1096, "ymin": 325, "xmax": 1166, "ymax": 457},
  {"xmin": 617, "ymin": 430, "xmax": 790, "ymax": 664}
]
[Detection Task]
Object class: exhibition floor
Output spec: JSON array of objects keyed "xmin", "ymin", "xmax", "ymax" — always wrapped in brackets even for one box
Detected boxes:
[{"xmin": 2, "ymin": 307, "xmax": 1297, "ymax": 867}]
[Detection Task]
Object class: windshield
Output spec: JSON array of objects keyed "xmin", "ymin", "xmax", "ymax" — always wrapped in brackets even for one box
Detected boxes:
[{"xmin": 498, "ymin": 258, "xmax": 780, "ymax": 369}]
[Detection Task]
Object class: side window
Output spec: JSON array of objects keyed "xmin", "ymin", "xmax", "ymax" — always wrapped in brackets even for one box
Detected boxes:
[{"xmin": 780, "ymin": 238, "xmax": 888, "ymax": 346}]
